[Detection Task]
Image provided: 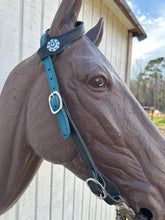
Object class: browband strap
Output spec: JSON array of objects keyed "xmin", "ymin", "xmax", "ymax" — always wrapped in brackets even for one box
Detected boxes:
[{"xmin": 38, "ymin": 21, "xmax": 85, "ymax": 60}]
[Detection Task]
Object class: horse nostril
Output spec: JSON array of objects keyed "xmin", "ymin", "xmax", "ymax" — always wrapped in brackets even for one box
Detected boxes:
[{"xmin": 140, "ymin": 208, "xmax": 153, "ymax": 219}]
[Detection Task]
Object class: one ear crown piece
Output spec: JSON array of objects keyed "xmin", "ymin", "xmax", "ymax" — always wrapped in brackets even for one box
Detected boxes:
[{"xmin": 49, "ymin": 0, "xmax": 104, "ymax": 46}]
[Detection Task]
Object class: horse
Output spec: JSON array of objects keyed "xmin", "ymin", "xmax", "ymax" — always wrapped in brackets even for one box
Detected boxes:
[{"xmin": 0, "ymin": 0, "xmax": 165, "ymax": 219}]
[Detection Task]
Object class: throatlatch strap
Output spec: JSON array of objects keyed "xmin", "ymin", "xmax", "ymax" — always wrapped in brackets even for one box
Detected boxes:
[{"xmin": 38, "ymin": 21, "xmax": 121, "ymax": 206}]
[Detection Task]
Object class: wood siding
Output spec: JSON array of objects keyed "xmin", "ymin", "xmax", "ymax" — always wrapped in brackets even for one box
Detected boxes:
[{"xmin": 0, "ymin": 0, "xmax": 129, "ymax": 219}]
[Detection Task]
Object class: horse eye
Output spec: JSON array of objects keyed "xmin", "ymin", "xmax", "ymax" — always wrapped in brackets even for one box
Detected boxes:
[{"xmin": 89, "ymin": 76, "xmax": 106, "ymax": 88}]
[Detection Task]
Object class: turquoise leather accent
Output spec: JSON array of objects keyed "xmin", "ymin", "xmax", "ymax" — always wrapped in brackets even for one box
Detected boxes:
[{"xmin": 40, "ymin": 30, "xmax": 70, "ymax": 139}]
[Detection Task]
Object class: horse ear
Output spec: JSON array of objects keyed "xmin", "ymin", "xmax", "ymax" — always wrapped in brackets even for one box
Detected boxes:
[
  {"xmin": 49, "ymin": 0, "xmax": 82, "ymax": 36},
  {"xmin": 86, "ymin": 17, "xmax": 104, "ymax": 47}
]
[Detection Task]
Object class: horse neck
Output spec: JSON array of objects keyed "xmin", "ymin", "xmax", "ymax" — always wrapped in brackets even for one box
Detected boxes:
[{"xmin": 0, "ymin": 53, "xmax": 42, "ymax": 214}]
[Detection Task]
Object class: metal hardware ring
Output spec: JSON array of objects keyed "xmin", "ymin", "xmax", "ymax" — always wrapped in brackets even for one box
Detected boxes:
[{"xmin": 86, "ymin": 178, "xmax": 108, "ymax": 199}]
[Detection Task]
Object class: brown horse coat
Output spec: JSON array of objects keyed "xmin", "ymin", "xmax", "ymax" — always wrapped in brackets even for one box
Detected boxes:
[{"xmin": 0, "ymin": 0, "xmax": 165, "ymax": 218}]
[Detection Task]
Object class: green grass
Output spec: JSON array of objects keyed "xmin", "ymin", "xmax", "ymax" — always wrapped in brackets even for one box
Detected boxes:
[
  {"xmin": 153, "ymin": 118, "xmax": 165, "ymax": 125},
  {"xmin": 152, "ymin": 116, "xmax": 165, "ymax": 136},
  {"xmin": 153, "ymin": 118, "xmax": 165, "ymax": 132}
]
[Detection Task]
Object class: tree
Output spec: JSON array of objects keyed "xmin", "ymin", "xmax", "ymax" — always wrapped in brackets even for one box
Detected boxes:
[
  {"xmin": 145, "ymin": 57, "xmax": 165, "ymax": 109},
  {"xmin": 130, "ymin": 57, "xmax": 165, "ymax": 111},
  {"xmin": 131, "ymin": 59, "xmax": 145, "ymax": 100}
]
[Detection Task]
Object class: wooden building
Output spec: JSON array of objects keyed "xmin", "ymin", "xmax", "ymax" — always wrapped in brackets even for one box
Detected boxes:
[{"xmin": 0, "ymin": 0, "xmax": 146, "ymax": 219}]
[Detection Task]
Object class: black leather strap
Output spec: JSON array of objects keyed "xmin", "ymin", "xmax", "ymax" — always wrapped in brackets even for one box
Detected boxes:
[
  {"xmin": 63, "ymin": 101, "xmax": 121, "ymax": 205},
  {"xmin": 38, "ymin": 21, "xmax": 85, "ymax": 60}
]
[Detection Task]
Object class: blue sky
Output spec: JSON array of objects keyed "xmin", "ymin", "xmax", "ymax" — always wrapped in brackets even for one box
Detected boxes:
[{"xmin": 126, "ymin": 0, "xmax": 165, "ymax": 62}]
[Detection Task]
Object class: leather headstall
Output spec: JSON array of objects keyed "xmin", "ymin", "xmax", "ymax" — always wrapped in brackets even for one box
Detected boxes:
[{"xmin": 37, "ymin": 21, "xmax": 137, "ymax": 219}]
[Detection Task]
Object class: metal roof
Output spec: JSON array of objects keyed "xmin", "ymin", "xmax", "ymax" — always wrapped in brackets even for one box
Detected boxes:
[{"xmin": 113, "ymin": 0, "xmax": 147, "ymax": 40}]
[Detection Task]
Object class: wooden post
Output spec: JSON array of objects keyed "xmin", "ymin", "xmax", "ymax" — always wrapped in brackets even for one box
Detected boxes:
[{"xmin": 125, "ymin": 31, "xmax": 133, "ymax": 87}]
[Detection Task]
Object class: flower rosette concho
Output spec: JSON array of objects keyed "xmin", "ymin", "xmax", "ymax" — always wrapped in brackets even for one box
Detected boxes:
[{"xmin": 47, "ymin": 39, "xmax": 60, "ymax": 52}]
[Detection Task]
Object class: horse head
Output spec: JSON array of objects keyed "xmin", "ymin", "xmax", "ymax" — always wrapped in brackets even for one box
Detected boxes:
[{"xmin": 0, "ymin": 0, "xmax": 165, "ymax": 219}]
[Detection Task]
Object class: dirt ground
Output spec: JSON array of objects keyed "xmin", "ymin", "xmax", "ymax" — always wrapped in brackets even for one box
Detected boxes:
[{"xmin": 157, "ymin": 125, "xmax": 165, "ymax": 136}]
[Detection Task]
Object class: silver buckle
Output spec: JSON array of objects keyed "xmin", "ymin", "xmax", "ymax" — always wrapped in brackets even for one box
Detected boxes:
[
  {"xmin": 86, "ymin": 178, "xmax": 107, "ymax": 199},
  {"xmin": 48, "ymin": 91, "xmax": 63, "ymax": 114}
]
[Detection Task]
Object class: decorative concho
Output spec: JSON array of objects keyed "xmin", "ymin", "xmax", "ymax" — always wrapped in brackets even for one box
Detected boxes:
[{"xmin": 47, "ymin": 39, "xmax": 60, "ymax": 52}]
